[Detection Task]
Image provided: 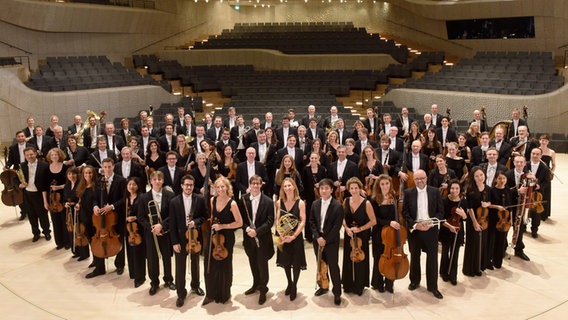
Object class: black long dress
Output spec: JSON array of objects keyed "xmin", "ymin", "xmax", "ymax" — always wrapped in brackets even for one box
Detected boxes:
[
  {"xmin": 342, "ymin": 198, "xmax": 371, "ymax": 294},
  {"xmin": 77, "ymin": 187, "xmax": 95, "ymax": 260},
  {"xmin": 204, "ymin": 198, "xmax": 237, "ymax": 304},
  {"xmin": 489, "ymin": 186, "xmax": 511, "ymax": 268},
  {"xmin": 63, "ymin": 180, "xmax": 79, "ymax": 255},
  {"xmin": 439, "ymin": 197, "xmax": 467, "ymax": 282},
  {"xmin": 276, "ymin": 200, "xmax": 307, "ymax": 270},
  {"xmin": 446, "ymin": 157, "xmax": 466, "ymax": 180},
  {"xmin": 122, "ymin": 196, "xmax": 146, "ymax": 284},
  {"xmin": 371, "ymin": 200, "xmax": 396, "ymax": 291},
  {"xmin": 48, "ymin": 164, "xmax": 69, "ymax": 249},
  {"xmin": 540, "ymin": 154, "xmax": 552, "ymax": 219},
  {"xmin": 463, "ymin": 186, "xmax": 489, "ymax": 276}
]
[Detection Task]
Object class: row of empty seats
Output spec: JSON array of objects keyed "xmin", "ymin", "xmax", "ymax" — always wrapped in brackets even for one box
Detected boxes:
[{"xmin": 0, "ymin": 57, "xmax": 19, "ymax": 66}]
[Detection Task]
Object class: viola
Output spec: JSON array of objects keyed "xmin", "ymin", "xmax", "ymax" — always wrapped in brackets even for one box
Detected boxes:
[
  {"xmin": 91, "ymin": 177, "xmax": 122, "ymax": 258},
  {"xmin": 316, "ymin": 246, "xmax": 329, "ymax": 289},
  {"xmin": 186, "ymin": 227, "xmax": 201, "ymax": 254},
  {"xmin": 74, "ymin": 221, "xmax": 89, "ymax": 247},
  {"xmin": 495, "ymin": 193, "xmax": 511, "ymax": 232},
  {"xmin": 226, "ymin": 161, "xmax": 237, "ymax": 183},
  {"xmin": 127, "ymin": 221, "xmax": 142, "ymax": 246},
  {"xmin": 211, "ymin": 217, "xmax": 228, "ymax": 261},
  {"xmin": 530, "ymin": 191, "xmax": 544, "ymax": 214},
  {"xmin": 475, "ymin": 190, "xmax": 489, "ymax": 230},
  {"xmin": 349, "ymin": 228, "xmax": 365, "ymax": 263},
  {"xmin": 439, "ymin": 174, "xmax": 450, "ymax": 199},
  {"xmin": 334, "ymin": 186, "xmax": 344, "ymax": 203},
  {"xmin": 447, "ymin": 196, "xmax": 464, "ymax": 231},
  {"xmin": 49, "ymin": 180, "xmax": 64, "ymax": 212},
  {"xmin": 66, "ymin": 205, "xmax": 73, "ymax": 233},
  {"xmin": 379, "ymin": 197, "xmax": 409, "ymax": 281}
]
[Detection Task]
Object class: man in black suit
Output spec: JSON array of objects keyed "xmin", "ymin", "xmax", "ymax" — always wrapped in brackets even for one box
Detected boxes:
[
  {"xmin": 505, "ymin": 155, "xmax": 531, "ymax": 261},
  {"xmin": 508, "ymin": 107, "xmax": 529, "ymax": 141},
  {"xmin": 67, "ymin": 115, "xmax": 83, "ymax": 139},
  {"xmin": 387, "ymin": 127, "xmax": 405, "ymax": 153},
  {"xmin": 239, "ymin": 175, "xmax": 275, "ymax": 305},
  {"xmin": 83, "ymin": 114, "xmax": 102, "ymax": 152},
  {"xmin": 168, "ymin": 175, "xmax": 207, "ymax": 307},
  {"xmin": 362, "ymin": 108, "xmax": 381, "ymax": 139},
  {"xmin": 509, "ymin": 125, "xmax": 537, "ymax": 163},
  {"xmin": 157, "ymin": 123, "xmax": 176, "ymax": 153},
  {"xmin": 470, "ymin": 109, "xmax": 488, "ymax": 132},
  {"xmin": 250, "ymin": 130, "xmax": 277, "ymax": 196},
  {"xmin": 300, "ymin": 105, "xmax": 320, "ymax": 128},
  {"xmin": 216, "ymin": 128, "xmax": 237, "ymax": 155},
  {"xmin": 261, "ymin": 112, "xmax": 275, "ymax": 130},
  {"xmin": 19, "ymin": 147, "xmax": 50, "ymax": 240},
  {"xmin": 206, "ymin": 116, "xmax": 224, "ymax": 142},
  {"xmin": 236, "ymin": 148, "xmax": 268, "ymax": 196},
  {"xmin": 139, "ymin": 126, "xmax": 156, "ymax": 156},
  {"xmin": 419, "ymin": 113, "xmax": 435, "ymax": 132},
  {"xmin": 328, "ymin": 145, "xmax": 359, "ymax": 199},
  {"xmin": 174, "ymin": 106, "xmax": 186, "ymax": 135},
  {"xmin": 275, "ymin": 116, "xmax": 297, "ymax": 150},
  {"xmin": 230, "ymin": 115, "xmax": 248, "ymax": 161},
  {"xmin": 376, "ymin": 135, "xmax": 401, "ymax": 177},
  {"xmin": 275, "ymin": 135, "xmax": 304, "ymax": 173},
  {"xmin": 133, "ymin": 110, "xmax": 149, "ymax": 136},
  {"xmin": 50, "ymin": 125, "xmax": 68, "ymax": 152},
  {"xmin": 526, "ymin": 147, "xmax": 550, "ymax": 238},
  {"xmin": 471, "ymin": 132, "xmax": 491, "ymax": 167},
  {"xmin": 435, "ymin": 116, "xmax": 458, "ymax": 149},
  {"xmin": 137, "ymin": 170, "xmax": 176, "ymax": 295},
  {"xmin": 246, "ymin": 117, "xmax": 261, "ymax": 147},
  {"xmin": 116, "ymin": 118, "xmax": 137, "ymax": 145},
  {"xmin": 114, "ymin": 147, "xmax": 145, "ymax": 185},
  {"xmin": 403, "ymin": 169, "xmax": 444, "ymax": 299},
  {"xmin": 481, "ymin": 147, "xmax": 507, "ymax": 187},
  {"xmin": 489, "ymin": 127, "xmax": 511, "ymax": 167},
  {"xmin": 320, "ymin": 106, "xmax": 339, "ymax": 132},
  {"xmin": 306, "ymin": 118, "xmax": 326, "ymax": 145},
  {"xmin": 87, "ymin": 158, "xmax": 127, "ymax": 279},
  {"xmin": 395, "ymin": 107, "xmax": 415, "ymax": 138},
  {"xmin": 159, "ymin": 151, "xmax": 185, "ymax": 195},
  {"xmin": 103, "ymin": 123, "xmax": 126, "ymax": 155},
  {"xmin": 87, "ymin": 136, "xmax": 116, "ymax": 169},
  {"xmin": 354, "ymin": 128, "xmax": 378, "ymax": 155},
  {"xmin": 29, "ymin": 126, "xmax": 53, "ymax": 162},
  {"xmin": 430, "ymin": 104, "xmax": 442, "ymax": 127},
  {"xmin": 146, "ymin": 116, "xmax": 157, "ymax": 138},
  {"xmin": 296, "ymin": 126, "xmax": 312, "ymax": 162},
  {"xmin": 335, "ymin": 118, "xmax": 351, "ymax": 145},
  {"xmin": 223, "ymin": 106, "xmax": 237, "ymax": 130},
  {"xmin": 180, "ymin": 114, "xmax": 196, "ymax": 139},
  {"xmin": 309, "ymin": 178, "xmax": 344, "ymax": 305},
  {"xmin": 7, "ymin": 131, "xmax": 35, "ymax": 170},
  {"xmin": 23, "ymin": 116, "xmax": 35, "ymax": 140},
  {"xmin": 399, "ymin": 140, "xmax": 430, "ymax": 180}
]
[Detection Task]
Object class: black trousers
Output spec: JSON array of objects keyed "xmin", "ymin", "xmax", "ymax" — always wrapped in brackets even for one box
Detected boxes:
[
  {"xmin": 24, "ymin": 191, "xmax": 50, "ymax": 237},
  {"xmin": 145, "ymin": 233, "xmax": 173, "ymax": 286},
  {"xmin": 174, "ymin": 251, "xmax": 200, "ymax": 298},
  {"xmin": 440, "ymin": 240, "xmax": 461, "ymax": 281},
  {"xmin": 313, "ymin": 241, "xmax": 341, "ymax": 297},
  {"xmin": 126, "ymin": 240, "xmax": 145, "ymax": 282},
  {"xmin": 245, "ymin": 245, "xmax": 270, "ymax": 294},
  {"xmin": 408, "ymin": 228, "xmax": 438, "ymax": 291},
  {"xmin": 50, "ymin": 210, "xmax": 68, "ymax": 248}
]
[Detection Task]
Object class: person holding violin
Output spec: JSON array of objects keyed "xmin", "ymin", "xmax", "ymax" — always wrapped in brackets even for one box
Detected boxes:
[
  {"xmin": 191, "ymin": 153, "xmax": 212, "ymax": 196},
  {"xmin": 75, "ymin": 165, "xmax": 97, "ymax": 262},
  {"xmin": 463, "ymin": 166, "xmax": 491, "ymax": 276},
  {"xmin": 174, "ymin": 134, "xmax": 193, "ymax": 170},
  {"xmin": 63, "ymin": 135, "xmax": 89, "ymax": 168},
  {"xmin": 145, "ymin": 140, "xmax": 166, "ymax": 179},
  {"xmin": 505, "ymin": 155, "xmax": 531, "ymax": 261},
  {"xmin": 328, "ymin": 145, "xmax": 359, "ymax": 202},
  {"xmin": 403, "ymin": 169, "xmax": 444, "ymax": 299},
  {"xmin": 428, "ymin": 155, "xmax": 457, "ymax": 197},
  {"xmin": 446, "ymin": 142, "xmax": 469, "ymax": 184},
  {"xmin": 158, "ymin": 151, "xmax": 185, "ymax": 195},
  {"xmin": 509, "ymin": 125, "xmax": 537, "ymax": 163},
  {"xmin": 217, "ymin": 144, "xmax": 238, "ymax": 195},
  {"xmin": 309, "ymin": 178, "xmax": 344, "ymax": 306},
  {"xmin": 87, "ymin": 158, "xmax": 126, "ymax": 279},
  {"xmin": 301, "ymin": 152, "xmax": 327, "ymax": 242},
  {"xmin": 168, "ymin": 175, "xmax": 207, "ymax": 307},
  {"xmin": 370, "ymin": 174, "xmax": 397, "ymax": 293},
  {"xmin": 341, "ymin": 177, "xmax": 376, "ymax": 296},
  {"xmin": 239, "ymin": 175, "xmax": 275, "ymax": 305},
  {"xmin": 19, "ymin": 147, "xmax": 51, "ymax": 242},
  {"xmin": 122, "ymin": 177, "xmax": 146, "ymax": 288},
  {"xmin": 525, "ymin": 147, "xmax": 550, "ymax": 238},
  {"xmin": 46, "ymin": 148, "xmax": 70, "ymax": 250},
  {"xmin": 202, "ymin": 176, "xmax": 243, "ymax": 306},
  {"xmin": 274, "ymin": 155, "xmax": 304, "ymax": 199},
  {"xmin": 488, "ymin": 171, "xmax": 511, "ymax": 269},
  {"xmin": 137, "ymin": 170, "xmax": 175, "ymax": 295},
  {"xmin": 440, "ymin": 180, "xmax": 467, "ymax": 285},
  {"xmin": 358, "ymin": 145, "xmax": 381, "ymax": 196},
  {"xmin": 275, "ymin": 177, "xmax": 306, "ymax": 301},
  {"xmin": 63, "ymin": 167, "xmax": 80, "ymax": 257}
]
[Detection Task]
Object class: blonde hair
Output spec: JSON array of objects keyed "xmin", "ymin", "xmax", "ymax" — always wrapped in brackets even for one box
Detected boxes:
[
  {"xmin": 279, "ymin": 177, "xmax": 300, "ymax": 202},
  {"xmin": 214, "ymin": 176, "xmax": 233, "ymax": 198}
]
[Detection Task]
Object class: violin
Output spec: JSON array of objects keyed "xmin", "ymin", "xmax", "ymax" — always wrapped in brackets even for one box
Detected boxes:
[
  {"xmin": 496, "ymin": 193, "xmax": 511, "ymax": 232},
  {"xmin": 226, "ymin": 161, "xmax": 237, "ymax": 183},
  {"xmin": 475, "ymin": 190, "xmax": 489, "ymax": 230},
  {"xmin": 349, "ymin": 223, "xmax": 365, "ymax": 263},
  {"xmin": 211, "ymin": 217, "xmax": 228, "ymax": 261},
  {"xmin": 379, "ymin": 196, "xmax": 409, "ymax": 281},
  {"xmin": 0, "ymin": 147, "xmax": 24, "ymax": 206},
  {"xmin": 334, "ymin": 184, "xmax": 344, "ymax": 203},
  {"xmin": 316, "ymin": 246, "xmax": 329, "ymax": 289},
  {"xmin": 530, "ymin": 190, "xmax": 544, "ymax": 214},
  {"xmin": 447, "ymin": 196, "xmax": 464, "ymax": 231},
  {"xmin": 125, "ymin": 200, "xmax": 142, "ymax": 246},
  {"xmin": 91, "ymin": 177, "xmax": 122, "ymax": 258},
  {"xmin": 186, "ymin": 226, "xmax": 201, "ymax": 254},
  {"xmin": 66, "ymin": 201, "xmax": 73, "ymax": 233},
  {"xmin": 439, "ymin": 174, "xmax": 450, "ymax": 199},
  {"xmin": 49, "ymin": 180, "xmax": 64, "ymax": 212}
]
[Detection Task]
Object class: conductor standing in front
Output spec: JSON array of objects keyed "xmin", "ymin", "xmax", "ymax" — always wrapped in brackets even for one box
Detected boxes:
[{"xmin": 403, "ymin": 169, "xmax": 444, "ymax": 299}]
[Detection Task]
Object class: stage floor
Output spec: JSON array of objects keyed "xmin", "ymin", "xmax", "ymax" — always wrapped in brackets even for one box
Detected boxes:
[{"xmin": 1, "ymin": 155, "xmax": 568, "ymax": 320}]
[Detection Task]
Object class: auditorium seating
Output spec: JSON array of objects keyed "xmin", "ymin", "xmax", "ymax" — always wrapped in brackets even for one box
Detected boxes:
[
  {"xmin": 192, "ymin": 22, "xmax": 409, "ymax": 63},
  {"xmin": 390, "ymin": 51, "xmax": 563, "ymax": 95},
  {"xmin": 26, "ymin": 55, "xmax": 170, "ymax": 92},
  {"xmin": 0, "ymin": 57, "xmax": 18, "ymax": 66}
]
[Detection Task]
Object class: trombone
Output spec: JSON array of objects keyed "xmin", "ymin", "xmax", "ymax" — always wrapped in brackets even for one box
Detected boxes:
[{"xmin": 147, "ymin": 199, "xmax": 164, "ymax": 259}]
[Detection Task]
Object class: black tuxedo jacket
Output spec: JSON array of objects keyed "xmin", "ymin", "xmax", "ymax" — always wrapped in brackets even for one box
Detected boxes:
[
  {"xmin": 354, "ymin": 140, "xmax": 378, "ymax": 155},
  {"xmin": 114, "ymin": 161, "xmax": 145, "ymax": 185},
  {"xmin": 401, "ymin": 152, "xmax": 429, "ymax": 175},
  {"xmin": 275, "ymin": 147, "xmax": 304, "ymax": 172},
  {"xmin": 168, "ymin": 193, "xmax": 207, "ymax": 248},
  {"xmin": 525, "ymin": 162, "xmax": 551, "ymax": 190},
  {"xmin": 505, "ymin": 168, "xmax": 527, "ymax": 203},
  {"xmin": 509, "ymin": 137, "xmax": 538, "ymax": 162},
  {"xmin": 179, "ymin": 124, "xmax": 196, "ymax": 138},
  {"xmin": 489, "ymin": 139, "xmax": 511, "ymax": 166},
  {"xmin": 309, "ymin": 197, "xmax": 344, "ymax": 245},
  {"xmin": 470, "ymin": 119, "xmax": 488, "ymax": 132},
  {"xmin": 306, "ymin": 127, "xmax": 326, "ymax": 145},
  {"xmin": 82, "ymin": 125, "xmax": 102, "ymax": 150},
  {"xmin": 388, "ymin": 136, "xmax": 405, "ymax": 153},
  {"xmin": 275, "ymin": 127, "xmax": 297, "ymax": 150},
  {"xmin": 250, "ymin": 142, "xmax": 277, "ymax": 166},
  {"xmin": 435, "ymin": 127, "xmax": 458, "ymax": 146},
  {"xmin": 236, "ymin": 161, "xmax": 268, "ymax": 194},
  {"xmin": 87, "ymin": 149, "xmax": 117, "ymax": 168},
  {"xmin": 116, "ymin": 128, "xmax": 138, "ymax": 144},
  {"xmin": 105, "ymin": 135, "xmax": 126, "ymax": 153},
  {"xmin": 246, "ymin": 129, "xmax": 258, "ymax": 147},
  {"xmin": 301, "ymin": 115, "xmax": 321, "ymax": 129},
  {"xmin": 137, "ymin": 189, "xmax": 174, "ymax": 233},
  {"xmin": 216, "ymin": 140, "xmax": 237, "ymax": 155},
  {"xmin": 481, "ymin": 162, "xmax": 507, "ymax": 177},
  {"xmin": 21, "ymin": 160, "xmax": 49, "ymax": 192},
  {"xmin": 29, "ymin": 135, "xmax": 54, "ymax": 158},
  {"xmin": 508, "ymin": 118, "xmax": 529, "ymax": 140},
  {"xmin": 206, "ymin": 126, "xmax": 223, "ymax": 142},
  {"xmin": 471, "ymin": 146, "xmax": 489, "ymax": 167},
  {"xmin": 335, "ymin": 128, "xmax": 351, "ymax": 145},
  {"xmin": 7, "ymin": 143, "xmax": 35, "ymax": 169},
  {"xmin": 158, "ymin": 165, "xmax": 185, "ymax": 195},
  {"xmin": 363, "ymin": 117, "xmax": 382, "ymax": 137},
  {"xmin": 327, "ymin": 159, "xmax": 359, "ymax": 185},
  {"xmin": 23, "ymin": 126, "xmax": 35, "ymax": 138},
  {"xmin": 157, "ymin": 134, "xmax": 177, "ymax": 153},
  {"xmin": 375, "ymin": 148, "xmax": 401, "ymax": 176},
  {"xmin": 419, "ymin": 122, "xmax": 436, "ymax": 132},
  {"xmin": 239, "ymin": 193, "xmax": 275, "ymax": 259},
  {"xmin": 402, "ymin": 186, "xmax": 444, "ymax": 229},
  {"xmin": 395, "ymin": 116, "xmax": 415, "ymax": 136},
  {"xmin": 93, "ymin": 174, "xmax": 127, "ymax": 212}
]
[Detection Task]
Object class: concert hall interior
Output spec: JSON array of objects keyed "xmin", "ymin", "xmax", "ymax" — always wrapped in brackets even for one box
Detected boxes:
[{"xmin": 1, "ymin": 0, "xmax": 568, "ymax": 319}]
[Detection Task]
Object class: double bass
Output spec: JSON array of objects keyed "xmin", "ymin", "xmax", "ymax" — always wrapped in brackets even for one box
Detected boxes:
[
  {"xmin": 1, "ymin": 146, "xmax": 24, "ymax": 207},
  {"xmin": 91, "ymin": 177, "xmax": 122, "ymax": 258},
  {"xmin": 378, "ymin": 193, "xmax": 409, "ymax": 281}
]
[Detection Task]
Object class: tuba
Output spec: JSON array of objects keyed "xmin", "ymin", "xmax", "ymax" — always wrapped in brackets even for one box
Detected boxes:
[{"xmin": 273, "ymin": 210, "xmax": 299, "ymax": 251}]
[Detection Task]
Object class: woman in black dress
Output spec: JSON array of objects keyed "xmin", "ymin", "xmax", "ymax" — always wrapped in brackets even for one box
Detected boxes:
[
  {"xmin": 488, "ymin": 171, "xmax": 511, "ymax": 269},
  {"xmin": 46, "ymin": 148, "xmax": 70, "ymax": 250},
  {"xmin": 75, "ymin": 165, "xmax": 97, "ymax": 262},
  {"xmin": 446, "ymin": 142, "xmax": 468, "ymax": 184},
  {"xmin": 191, "ymin": 153, "xmax": 213, "ymax": 196},
  {"xmin": 341, "ymin": 177, "xmax": 376, "ymax": 295},
  {"xmin": 358, "ymin": 145, "xmax": 381, "ymax": 196},
  {"xmin": 422, "ymin": 128, "xmax": 442, "ymax": 172},
  {"xmin": 175, "ymin": 134, "xmax": 194, "ymax": 171},
  {"xmin": 538, "ymin": 134, "xmax": 555, "ymax": 220},
  {"xmin": 301, "ymin": 152, "xmax": 327, "ymax": 242},
  {"xmin": 202, "ymin": 176, "xmax": 243, "ymax": 306},
  {"xmin": 440, "ymin": 180, "xmax": 467, "ymax": 285},
  {"xmin": 370, "ymin": 174, "xmax": 397, "ymax": 293},
  {"xmin": 145, "ymin": 140, "xmax": 165, "ymax": 179},
  {"xmin": 428, "ymin": 155, "xmax": 457, "ymax": 197},
  {"xmin": 122, "ymin": 177, "xmax": 146, "ymax": 288},
  {"xmin": 217, "ymin": 144, "xmax": 238, "ymax": 197},
  {"xmin": 275, "ymin": 177, "xmax": 307, "ymax": 301},
  {"xmin": 463, "ymin": 166, "xmax": 490, "ymax": 276},
  {"xmin": 274, "ymin": 155, "xmax": 303, "ymax": 199},
  {"xmin": 310, "ymin": 138, "xmax": 328, "ymax": 170},
  {"xmin": 63, "ymin": 167, "xmax": 80, "ymax": 257}
]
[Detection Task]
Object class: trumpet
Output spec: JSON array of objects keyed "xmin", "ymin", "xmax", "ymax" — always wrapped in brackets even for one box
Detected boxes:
[
  {"xmin": 237, "ymin": 126, "xmax": 252, "ymax": 140},
  {"xmin": 147, "ymin": 199, "xmax": 166, "ymax": 259},
  {"xmin": 410, "ymin": 218, "xmax": 446, "ymax": 233}
]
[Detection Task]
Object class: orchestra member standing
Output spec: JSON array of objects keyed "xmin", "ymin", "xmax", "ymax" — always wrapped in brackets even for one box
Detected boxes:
[
  {"xmin": 439, "ymin": 180, "xmax": 467, "ymax": 285},
  {"xmin": 122, "ymin": 177, "xmax": 147, "ymax": 288},
  {"xmin": 463, "ymin": 167, "xmax": 490, "ymax": 276},
  {"xmin": 46, "ymin": 148, "xmax": 70, "ymax": 250},
  {"xmin": 75, "ymin": 166, "xmax": 97, "ymax": 262}
]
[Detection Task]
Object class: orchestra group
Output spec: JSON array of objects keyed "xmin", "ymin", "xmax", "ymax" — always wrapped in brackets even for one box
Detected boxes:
[{"xmin": 1, "ymin": 103, "xmax": 556, "ymax": 307}]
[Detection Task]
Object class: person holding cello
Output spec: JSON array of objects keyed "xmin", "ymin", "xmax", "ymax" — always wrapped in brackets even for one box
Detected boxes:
[
  {"xmin": 122, "ymin": 177, "xmax": 146, "ymax": 288},
  {"xmin": 309, "ymin": 178, "xmax": 344, "ymax": 306},
  {"xmin": 202, "ymin": 176, "xmax": 243, "ymax": 306},
  {"xmin": 168, "ymin": 174, "xmax": 207, "ymax": 307},
  {"xmin": 137, "ymin": 170, "xmax": 175, "ymax": 295},
  {"xmin": 87, "ymin": 158, "xmax": 126, "ymax": 279},
  {"xmin": 341, "ymin": 177, "xmax": 376, "ymax": 296},
  {"xmin": 439, "ymin": 180, "xmax": 467, "ymax": 285},
  {"xmin": 403, "ymin": 169, "xmax": 444, "ymax": 299}
]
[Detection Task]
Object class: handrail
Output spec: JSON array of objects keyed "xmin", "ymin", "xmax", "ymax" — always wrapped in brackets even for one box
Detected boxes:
[
  {"xmin": 132, "ymin": 21, "xmax": 208, "ymax": 54},
  {"xmin": 0, "ymin": 39, "xmax": 32, "ymax": 55}
]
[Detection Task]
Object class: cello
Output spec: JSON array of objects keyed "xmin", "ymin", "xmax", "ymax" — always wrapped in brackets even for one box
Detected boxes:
[
  {"xmin": 91, "ymin": 176, "xmax": 122, "ymax": 258},
  {"xmin": 1, "ymin": 146, "xmax": 24, "ymax": 207},
  {"xmin": 378, "ymin": 193, "xmax": 409, "ymax": 281}
]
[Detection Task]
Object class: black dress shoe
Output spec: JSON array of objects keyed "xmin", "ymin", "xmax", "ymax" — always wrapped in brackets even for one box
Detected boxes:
[
  {"xmin": 64, "ymin": 246, "xmax": 70, "ymax": 250},
  {"xmin": 290, "ymin": 286, "xmax": 297, "ymax": 301},
  {"xmin": 32, "ymin": 235, "xmax": 40, "ymax": 242},
  {"xmin": 77, "ymin": 256, "xmax": 88, "ymax": 262},
  {"xmin": 192, "ymin": 287, "xmax": 205, "ymax": 296},
  {"xmin": 314, "ymin": 288, "xmax": 329, "ymax": 296},
  {"xmin": 408, "ymin": 283, "xmax": 419, "ymax": 291},
  {"xmin": 430, "ymin": 289, "xmax": 443, "ymax": 299},
  {"xmin": 244, "ymin": 287, "xmax": 257, "ymax": 295},
  {"xmin": 475, "ymin": 271, "xmax": 483, "ymax": 276},
  {"xmin": 56, "ymin": 245, "xmax": 64, "ymax": 250},
  {"xmin": 532, "ymin": 231, "xmax": 538, "ymax": 238},
  {"xmin": 88, "ymin": 261, "xmax": 96, "ymax": 268},
  {"xmin": 450, "ymin": 280, "xmax": 457, "ymax": 286},
  {"xmin": 165, "ymin": 281, "xmax": 176, "ymax": 290},
  {"xmin": 284, "ymin": 283, "xmax": 292, "ymax": 296},
  {"xmin": 72, "ymin": 253, "xmax": 80, "ymax": 258},
  {"xmin": 19, "ymin": 214, "xmax": 26, "ymax": 221},
  {"xmin": 149, "ymin": 285, "xmax": 158, "ymax": 296},
  {"xmin": 334, "ymin": 295, "xmax": 341, "ymax": 306},
  {"xmin": 515, "ymin": 251, "xmax": 530, "ymax": 261},
  {"xmin": 356, "ymin": 289, "xmax": 364, "ymax": 296},
  {"xmin": 258, "ymin": 293, "xmax": 267, "ymax": 305},
  {"xmin": 85, "ymin": 270, "xmax": 104, "ymax": 279},
  {"xmin": 116, "ymin": 268, "xmax": 124, "ymax": 275},
  {"xmin": 441, "ymin": 275, "xmax": 449, "ymax": 282},
  {"xmin": 134, "ymin": 279, "xmax": 145, "ymax": 288},
  {"xmin": 45, "ymin": 234, "xmax": 52, "ymax": 241},
  {"xmin": 202, "ymin": 297, "xmax": 214, "ymax": 306},
  {"xmin": 176, "ymin": 296, "xmax": 185, "ymax": 308},
  {"xmin": 375, "ymin": 285, "xmax": 385, "ymax": 293},
  {"xmin": 385, "ymin": 286, "xmax": 394, "ymax": 294}
]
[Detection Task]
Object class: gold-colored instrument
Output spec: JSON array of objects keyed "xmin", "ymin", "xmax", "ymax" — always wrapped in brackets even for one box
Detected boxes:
[
  {"xmin": 273, "ymin": 209, "xmax": 299, "ymax": 251},
  {"xmin": 147, "ymin": 199, "xmax": 165, "ymax": 259}
]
